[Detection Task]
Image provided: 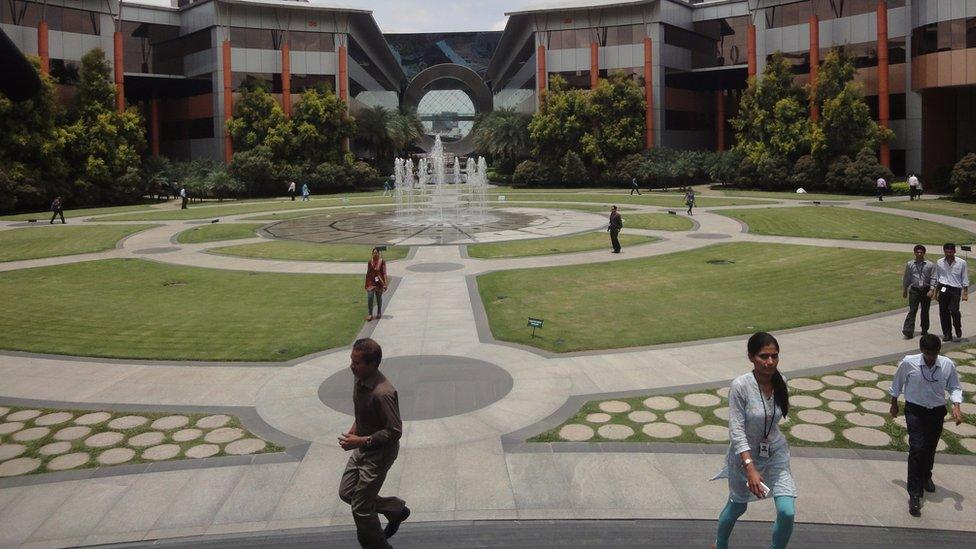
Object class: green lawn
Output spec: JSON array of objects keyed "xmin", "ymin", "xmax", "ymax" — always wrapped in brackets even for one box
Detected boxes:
[
  {"xmin": 211, "ymin": 240, "xmax": 409, "ymax": 262},
  {"xmin": 621, "ymin": 212, "xmax": 695, "ymax": 231},
  {"xmin": 716, "ymin": 189, "xmax": 864, "ymax": 201},
  {"xmin": 719, "ymin": 206, "xmax": 976, "ymax": 244},
  {"xmin": 877, "ymin": 198, "xmax": 976, "ymax": 221},
  {"xmin": 477, "ymin": 242, "xmax": 909, "ymax": 352},
  {"xmin": 466, "ymin": 232, "xmax": 656, "ymax": 259},
  {"xmin": 485, "ymin": 193, "xmax": 766, "ymax": 208},
  {"xmin": 98, "ymin": 196, "xmax": 395, "ymax": 221},
  {"xmin": 176, "ymin": 223, "xmax": 266, "ymax": 244},
  {"xmin": 0, "ymin": 259, "xmax": 365, "ymax": 361},
  {"xmin": 0, "ymin": 204, "xmax": 155, "ymax": 221},
  {"xmin": 0, "ymin": 225, "xmax": 157, "ymax": 262},
  {"xmin": 242, "ymin": 205, "xmax": 396, "ymax": 221}
]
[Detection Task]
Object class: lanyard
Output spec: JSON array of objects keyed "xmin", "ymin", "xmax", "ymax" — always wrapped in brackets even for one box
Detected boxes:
[
  {"xmin": 754, "ymin": 373, "xmax": 775, "ymax": 441},
  {"xmin": 919, "ymin": 362, "xmax": 940, "ymax": 383}
]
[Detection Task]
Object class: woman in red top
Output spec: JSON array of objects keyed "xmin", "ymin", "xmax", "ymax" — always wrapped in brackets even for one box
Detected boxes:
[{"xmin": 365, "ymin": 247, "xmax": 387, "ymax": 321}]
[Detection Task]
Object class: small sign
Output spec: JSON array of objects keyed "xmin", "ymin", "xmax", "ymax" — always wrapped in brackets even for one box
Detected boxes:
[
  {"xmin": 498, "ymin": 195, "xmax": 506, "ymax": 202},
  {"xmin": 211, "ymin": 219, "xmax": 220, "ymax": 223},
  {"xmin": 527, "ymin": 317, "xmax": 543, "ymax": 338},
  {"xmin": 962, "ymin": 245, "xmax": 972, "ymax": 252},
  {"xmin": 375, "ymin": 245, "xmax": 387, "ymax": 251},
  {"xmin": 667, "ymin": 210, "xmax": 676, "ymax": 215},
  {"xmin": 812, "ymin": 201, "xmax": 821, "ymax": 205}
]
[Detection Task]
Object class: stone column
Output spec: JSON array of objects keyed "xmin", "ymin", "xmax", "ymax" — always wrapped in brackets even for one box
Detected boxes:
[
  {"xmin": 114, "ymin": 31, "xmax": 125, "ymax": 112},
  {"xmin": 716, "ymin": 90, "xmax": 725, "ymax": 151},
  {"xmin": 281, "ymin": 42, "xmax": 291, "ymax": 117},
  {"xmin": 643, "ymin": 36, "xmax": 653, "ymax": 149},
  {"xmin": 150, "ymin": 97, "xmax": 160, "ymax": 157},
  {"xmin": 537, "ymin": 43, "xmax": 547, "ymax": 103},
  {"xmin": 222, "ymin": 40, "xmax": 233, "ymax": 163},
  {"xmin": 877, "ymin": 1, "xmax": 890, "ymax": 168},
  {"xmin": 338, "ymin": 43, "xmax": 349, "ymax": 152},
  {"xmin": 37, "ymin": 20, "xmax": 49, "ymax": 75},
  {"xmin": 809, "ymin": 14, "xmax": 820, "ymax": 121},
  {"xmin": 747, "ymin": 24, "xmax": 757, "ymax": 78},
  {"xmin": 590, "ymin": 41, "xmax": 599, "ymax": 89}
]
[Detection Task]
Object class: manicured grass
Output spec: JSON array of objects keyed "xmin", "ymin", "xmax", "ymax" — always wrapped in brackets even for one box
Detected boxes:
[
  {"xmin": 0, "ymin": 224, "xmax": 157, "ymax": 262},
  {"xmin": 0, "ymin": 259, "xmax": 365, "ymax": 361},
  {"xmin": 242, "ymin": 205, "xmax": 396, "ymax": 221},
  {"xmin": 620, "ymin": 212, "xmax": 695, "ymax": 231},
  {"xmin": 477, "ymin": 242, "xmax": 909, "ymax": 352},
  {"xmin": 211, "ymin": 240, "xmax": 409, "ymax": 262},
  {"xmin": 99, "ymin": 196, "xmax": 395, "ymax": 221},
  {"xmin": 719, "ymin": 206, "xmax": 976, "ymax": 244},
  {"xmin": 485, "ymin": 193, "xmax": 767, "ymax": 208},
  {"xmin": 176, "ymin": 223, "xmax": 266, "ymax": 244},
  {"xmin": 715, "ymin": 189, "xmax": 863, "ymax": 201},
  {"xmin": 466, "ymin": 232, "xmax": 656, "ymax": 259},
  {"xmin": 877, "ymin": 198, "xmax": 976, "ymax": 221},
  {"xmin": 0, "ymin": 204, "xmax": 155, "ymax": 221}
]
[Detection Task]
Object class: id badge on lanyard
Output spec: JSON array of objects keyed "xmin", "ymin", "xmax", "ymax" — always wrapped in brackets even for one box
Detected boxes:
[{"xmin": 759, "ymin": 440, "xmax": 770, "ymax": 458}]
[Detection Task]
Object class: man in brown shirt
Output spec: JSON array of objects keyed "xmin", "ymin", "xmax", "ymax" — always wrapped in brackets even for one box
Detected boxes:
[{"xmin": 338, "ymin": 338, "xmax": 409, "ymax": 548}]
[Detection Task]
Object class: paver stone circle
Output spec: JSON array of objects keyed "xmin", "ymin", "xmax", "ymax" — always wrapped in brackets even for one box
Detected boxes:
[
  {"xmin": 225, "ymin": 438, "xmax": 267, "ymax": 455},
  {"xmin": 876, "ymin": 380, "xmax": 892, "ymax": 392},
  {"xmin": 98, "ymin": 448, "xmax": 136, "ymax": 465},
  {"xmin": 0, "ymin": 457, "xmax": 41, "ymax": 476},
  {"xmin": 108, "ymin": 416, "xmax": 148, "ymax": 430},
  {"xmin": 844, "ymin": 370, "xmax": 879, "ymax": 382},
  {"xmin": 957, "ymin": 365, "xmax": 976, "ymax": 375},
  {"xmin": 959, "ymin": 439, "xmax": 976, "ymax": 453},
  {"xmin": 960, "ymin": 381, "xmax": 976, "ymax": 393},
  {"xmin": 946, "ymin": 351, "xmax": 973, "ymax": 360},
  {"xmin": 943, "ymin": 422, "xmax": 976, "ymax": 437},
  {"xmin": 205, "ymin": 427, "xmax": 244, "ymax": 444},
  {"xmin": 789, "ymin": 424, "xmax": 834, "ymax": 442},
  {"xmin": 0, "ymin": 422, "xmax": 24, "ymax": 435},
  {"xmin": 598, "ymin": 401, "xmax": 631, "ymax": 414},
  {"xmin": 6, "ymin": 410, "xmax": 41, "ymax": 422},
  {"xmin": 142, "ymin": 444, "xmax": 181, "ymax": 461},
  {"xmin": 0, "ymin": 443, "xmax": 26, "ymax": 461},
  {"xmin": 893, "ymin": 415, "xmax": 907, "ymax": 428},
  {"xmin": 664, "ymin": 410, "xmax": 703, "ymax": 426},
  {"xmin": 820, "ymin": 389, "xmax": 853, "ymax": 402},
  {"xmin": 627, "ymin": 411, "xmax": 657, "ymax": 423},
  {"xmin": 34, "ymin": 412, "xmax": 73, "ymax": 426},
  {"xmin": 845, "ymin": 412, "xmax": 886, "ymax": 427},
  {"xmin": 872, "ymin": 364, "xmax": 898, "ymax": 376},
  {"xmin": 643, "ymin": 396, "xmax": 680, "ymax": 411},
  {"xmin": 642, "ymin": 423, "xmax": 682, "ymax": 439},
  {"xmin": 0, "ymin": 406, "xmax": 8, "ymax": 418},
  {"xmin": 54, "ymin": 426, "xmax": 92, "ymax": 441},
  {"xmin": 787, "ymin": 378, "xmax": 824, "ymax": 391},
  {"xmin": 684, "ymin": 393, "xmax": 721, "ymax": 407},
  {"xmin": 821, "ymin": 375, "xmax": 854, "ymax": 387},
  {"xmin": 196, "ymin": 415, "xmax": 231, "ymax": 429},
  {"xmin": 12, "ymin": 427, "xmax": 50, "ymax": 442},
  {"xmin": 695, "ymin": 425, "xmax": 729, "ymax": 442},
  {"xmin": 598, "ymin": 424, "xmax": 635, "ymax": 440},
  {"xmin": 38, "ymin": 441, "xmax": 72, "ymax": 455},
  {"xmin": 902, "ymin": 434, "xmax": 948, "ymax": 452},
  {"xmin": 843, "ymin": 427, "xmax": 890, "ymax": 447},
  {"xmin": 791, "ymin": 395, "xmax": 823, "ymax": 409},
  {"xmin": 714, "ymin": 407, "xmax": 730, "ymax": 421},
  {"xmin": 85, "ymin": 431, "xmax": 124, "ymax": 448},
  {"xmin": 827, "ymin": 401, "xmax": 857, "ymax": 412},
  {"xmin": 173, "ymin": 428, "xmax": 203, "ymax": 442},
  {"xmin": 559, "ymin": 424, "xmax": 594, "ymax": 442},
  {"xmin": 796, "ymin": 409, "xmax": 836, "ymax": 425},
  {"xmin": 186, "ymin": 444, "xmax": 220, "ymax": 458},
  {"xmin": 151, "ymin": 415, "xmax": 190, "ymax": 430},
  {"xmin": 128, "ymin": 432, "xmax": 165, "ymax": 447},
  {"xmin": 47, "ymin": 452, "xmax": 90, "ymax": 471},
  {"xmin": 851, "ymin": 387, "xmax": 886, "ymax": 400},
  {"xmin": 716, "ymin": 387, "xmax": 730, "ymax": 399},
  {"xmin": 75, "ymin": 412, "xmax": 112, "ymax": 425},
  {"xmin": 960, "ymin": 402, "xmax": 976, "ymax": 415}
]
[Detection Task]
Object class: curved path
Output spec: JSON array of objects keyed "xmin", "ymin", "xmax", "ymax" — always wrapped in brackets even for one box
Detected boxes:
[{"xmin": 1, "ymin": 193, "xmax": 975, "ymax": 547}]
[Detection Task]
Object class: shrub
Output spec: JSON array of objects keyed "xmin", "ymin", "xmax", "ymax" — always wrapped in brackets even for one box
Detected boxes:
[
  {"xmin": 513, "ymin": 160, "xmax": 545, "ymax": 187},
  {"xmin": 609, "ymin": 153, "xmax": 644, "ymax": 184},
  {"xmin": 204, "ymin": 167, "xmax": 243, "ymax": 200},
  {"xmin": 790, "ymin": 155, "xmax": 819, "ymax": 190},
  {"xmin": 308, "ymin": 162, "xmax": 353, "ymax": 192},
  {"xmin": 951, "ymin": 153, "xmax": 976, "ymax": 200},
  {"xmin": 351, "ymin": 161, "xmax": 380, "ymax": 189},
  {"xmin": 707, "ymin": 150, "xmax": 742, "ymax": 185},
  {"xmin": 229, "ymin": 145, "xmax": 284, "ymax": 196},
  {"xmin": 889, "ymin": 181, "xmax": 910, "ymax": 196},
  {"xmin": 847, "ymin": 147, "xmax": 893, "ymax": 194},
  {"xmin": 560, "ymin": 151, "xmax": 588, "ymax": 185},
  {"xmin": 824, "ymin": 155, "xmax": 852, "ymax": 192}
]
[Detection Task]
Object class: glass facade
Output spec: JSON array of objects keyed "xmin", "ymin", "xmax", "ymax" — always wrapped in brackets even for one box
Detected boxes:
[
  {"xmin": 1, "ymin": 1, "xmax": 101, "ymax": 35},
  {"xmin": 912, "ymin": 18, "xmax": 976, "ymax": 57},
  {"xmin": 120, "ymin": 21, "xmax": 181, "ymax": 75},
  {"xmin": 385, "ymin": 31, "xmax": 500, "ymax": 80},
  {"xmin": 692, "ymin": 16, "xmax": 750, "ymax": 68},
  {"xmin": 764, "ymin": 0, "xmax": 905, "ymax": 29}
]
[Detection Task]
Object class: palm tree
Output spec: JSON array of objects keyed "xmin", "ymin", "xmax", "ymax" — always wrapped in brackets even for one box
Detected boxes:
[
  {"xmin": 388, "ymin": 107, "xmax": 424, "ymax": 157},
  {"xmin": 353, "ymin": 105, "xmax": 393, "ymax": 160},
  {"xmin": 472, "ymin": 107, "xmax": 531, "ymax": 170}
]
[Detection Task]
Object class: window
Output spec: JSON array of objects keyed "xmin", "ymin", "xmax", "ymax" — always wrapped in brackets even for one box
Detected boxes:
[
  {"xmin": 912, "ymin": 18, "xmax": 976, "ymax": 57},
  {"xmin": 290, "ymin": 31, "xmax": 334, "ymax": 52}
]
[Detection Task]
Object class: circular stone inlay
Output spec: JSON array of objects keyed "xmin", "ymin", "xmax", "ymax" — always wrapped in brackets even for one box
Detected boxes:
[
  {"xmin": 872, "ymin": 364, "xmax": 898, "ymax": 376},
  {"xmin": 714, "ymin": 407, "xmax": 730, "ymax": 421},
  {"xmin": 98, "ymin": 448, "xmax": 136, "ymax": 465},
  {"xmin": 12, "ymin": 427, "xmax": 50, "ymax": 442},
  {"xmin": 0, "ymin": 422, "xmax": 24, "ymax": 435},
  {"xmin": 957, "ymin": 365, "xmax": 976, "ymax": 375},
  {"xmin": 0, "ymin": 406, "xmax": 7, "ymax": 418},
  {"xmin": 843, "ymin": 427, "xmax": 890, "ymax": 447},
  {"xmin": 585, "ymin": 413, "xmax": 611, "ymax": 424},
  {"xmin": 151, "ymin": 416, "xmax": 190, "ymax": 431},
  {"xmin": 38, "ymin": 441, "xmax": 72, "ymax": 456},
  {"xmin": 875, "ymin": 380, "xmax": 892, "ymax": 392},
  {"xmin": 827, "ymin": 401, "xmax": 857, "ymax": 412},
  {"xmin": 6, "ymin": 410, "xmax": 41, "ymax": 422},
  {"xmin": 559, "ymin": 424, "xmax": 594, "ymax": 442},
  {"xmin": 128, "ymin": 432, "xmax": 165, "ymax": 447},
  {"xmin": 142, "ymin": 444, "xmax": 180, "ymax": 461},
  {"xmin": 787, "ymin": 378, "xmax": 824, "ymax": 391},
  {"xmin": 0, "ymin": 443, "xmax": 26, "ymax": 461},
  {"xmin": 54, "ymin": 426, "xmax": 91, "ymax": 441},
  {"xmin": 664, "ymin": 410, "xmax": 703, "ymax": 426},
  {"xmin": 319, "ymin": 355, "xmax": 514, "ymax": 420},
  {"xmin": 791, "ymin": 395, "xmax": 823, "ymax": 409},
  {"xmin": 943, "ymin": 422, "xmax": 976, "ymax": 437},
  {"xmin": 627, "ymin": 411, "xmax": 657, "ymax": 423},
  {"xmin": 820, "ymin": 389, "xmax": 853, "ymax": 402},
  {"xmin": 598, "ymin": 424, "xmax": 634, "ymax": 440},
  {"xmin": 695, "ymin": 425, "xmax": 729, "ymax": 442},
  {"xmin": 961, "ymin": 403, "xmax": 976, "ymax": 415},
  {"xmin": 47, "ymin": 452, "xmax": 89, "ymax": 471},
  {"xmin": 132, "ymin": 246, "xmax": 179, "ymax": 254},
  {"xmin": 204, "ymin": 427, "xmax": 244, "ymax": 444},
  {"xmin": 108, "ymin": 416, "xmax": 148, "ymax": 430},
  {"xmin": 946, "ymin": 351, "xmax": 973, "ymax": 360},
  {"xmin": 0, "ymin": 457, "xmax": 41, "ymax": 477},
  {"xmin": 598, "ymin": 401, "xmax": 631, "ymax": 414},
  {"xmin": 821, "ymin": 375, "xmax": 855, "ymax": 387},
  {"xmin": 85, "ymin": 432, "xmax": 124, "ymax": 448},
  {"xmin": 34, "ymin": 412, "xmax": 73, "ymax": 426},
  {"xmin": 75, "ymin": 412, "xmax": 111, "ymax": 425},
  {"xmin": 960, "ymin": 381, "xmax": 976, "ymax": 393},
  {"xmin": 851, "ymin": 387, "xmax": 887, "ymax": 400},
  {"xmin": 789, "ymin": 424, "xmax": 834, "ymax": 442},
  {"xmin": 716, "ymin": 387, "xmax": 730, "ymax": 399},
  {"xmin": 684, "ymin": 393, "xmax": 721, "ymax": 407},
  {"xmin": 225, "ymin": 438, "xmax": 266, "ymax": 455},
  {"xmin": 797, "ymin": 409, "xmax": 836, "ymax": 425},
  {"xmin": 405, "ymin": 262, "xmax": 464, "ymax": 273},
  {"xmin": 643, "ymin": 396, "xmax": 680, "ymax": 411},
  {"xmin": 844, "ymin": 369, "xmax": 879, "ymax": 382},
  {"xmin": 196, "ymin": 415, "xmax": 231, "ymax": 429},
  {"xmin": 688, "ymin": 233, "xmax": 731, "ymax": 239},
  {"xmin": 186, "ymin": 444, "xmax": 220, "ymax": 459},
  {"xmin": 893, "ymin": 416, "xmax": 907, "ymax": 428},
  {"xmin": 172, "ymin": 428, "xmax": 203, "ymax": 442},
  {"xmin": 960, "ymin": 439, "xmax": 976, "ymax": 453},
  {"xmin": 845, "ymin": 412, "xmax": 886, "ymax": 427},
  {"xmin": 642, "ymin": 423, "xmax": 683, "ymax": 439}
]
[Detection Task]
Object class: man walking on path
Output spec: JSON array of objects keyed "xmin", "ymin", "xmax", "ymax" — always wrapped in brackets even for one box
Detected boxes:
[
  {"xmin": 179, "ymin": 184, "xmax": 188, "ymax": 209},
  {"xmin": 338, "ymin": 338, "xmax": 410, "ymax": 548},
  {"xmin": 876, "ymin": 177, "xmax": 887, "ymax": 201},
  {"xmin": 301, "ymin": 182, "xmax": 310, "ymax": 201},
  {"xmin": 684, "ymin": 188, "xmax": 696, "ymax": 215},
  {"xmin": 288, "ymin": 180, "xmax": 296, "ymax": 201},
  {"xmin": 889, "ymin": 334, "xmax": 964, "ymax": 517},
  {"xmin": 608, "ymin": 205, "xmax": 623, "ymax": 253},
  {"xmin": 931, "ymin": 243, "xmax": 969, "ymax": 342},
  {"xmin": 908, "ymin": 173, "xmax": 920, "ymax": 200},
  {"xmin": 630, "ymin": 177, "xmax": 642, "ymax": 195},
  {"xmin": 383, "ymin": 176, "xmax": 393, "ymax": 197},
  {"xmin": 49, "ymin": 196, "xmax": 66, "ymax": 224},
  {"xmin": 902, "ymin": 244, "xmax": 935, "ymax": 339}
]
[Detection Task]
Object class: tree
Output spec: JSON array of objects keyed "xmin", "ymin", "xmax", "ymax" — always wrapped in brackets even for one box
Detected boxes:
[
  {"xmin": 353, "ymin": 105, "xmax": 394, "ymax": 160},
  {"xmin": 528, "ymin": 75, "xmax": 590, "ymax": 169},
  {"xmin": 226, "ymin": 79, "xmax": 291, "ymax": 157},
  {"xmin": 951, "ymin": 153, "xmax": 976, "ymax": 200},
  {"xmin": 560, "ymin": 151, "xmax": 587, "ymax": 185},
  {"xmin": 847, "ymin": 147, "xmax": 893, "ymax": 194},
  {"xmin": 291, "ymin": 86, "xmax": 354, "ymax": 165},
  {"xmin": 473, "ymin": 107, "xmax": 531, "ymax": 171},
  {"xmin": 229, "ymin": 145, "xmax": 281, "ymax": 196},
  {"xmin": 584, "ymin": 72, "xmax": 646, "ymax": 170},
  {"xmin": 388, "ymin": 107, "xmax": 424, "ymax": 158}
]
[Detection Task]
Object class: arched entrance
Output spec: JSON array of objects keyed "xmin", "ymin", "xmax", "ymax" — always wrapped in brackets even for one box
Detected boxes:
[{"xmin": 401, "ymin": 63, "xmax": 493, "ymax": 156}]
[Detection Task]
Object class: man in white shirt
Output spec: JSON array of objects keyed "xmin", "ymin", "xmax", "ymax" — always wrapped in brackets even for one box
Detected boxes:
[
  {"xmin": 889, "ymin": 334, "xmax": 964, "ymax": 517},
  {"xmin": 902, "ymin": 244, "xmax": 935, "ymax": 339},
  {"xmin": 179, "ymin": 184, "xmax": 188, "ymax": 210},
  {"xmin": 876, "ymin": 177, "xmax": 887, "ymax": 201},
  {"xmin": 907, "ymin": 173, "xmax": 920, "ymax": 200},
  {"xmin": 929, "ymin": 243, "xmax": 970, "ymax": 342}
]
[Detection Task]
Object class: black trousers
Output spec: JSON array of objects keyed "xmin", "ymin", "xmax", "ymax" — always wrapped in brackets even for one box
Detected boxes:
[
  {"xmin": 609, "ymin": 229, "xmax": 621, "ymax": 252},
  {"xmin": 50, "ymin": 209, "xmax": 65, "ymax": 224},
  {"xmin": 938, "ymin": 286, "xmax": 962, "ymax": 338},
  {"xmin": 903, "ymin": 286, "xmax": 931, "ymax": 336},
  {"xmin": 905, "ymin": 402, "xmax": 947, "ymax": 497},
  {"xmin": 630, "ymin": 186, "xmax": 641, "ymax": 195},
  {"xmin": 181, "ymin": 196, "xmax": 188, "ymax": 209}
]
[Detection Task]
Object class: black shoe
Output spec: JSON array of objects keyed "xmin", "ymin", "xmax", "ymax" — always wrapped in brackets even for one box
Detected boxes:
[
  {"xmin": 921, "ymin": 331, "xmax": 928, "ymax": 336},
  {"xmin": 944, "ymin": 335, "xmax": 953, "ymax": 342},
  {"xmin": 903, "ymin": 333, "xmax": 913, "ymax": 339},
  {"xmin": 909, "ymin": 496, "xmax": 921, "ymax": 517},
  {"xmin": 385, "ymin": 506, "xmax": 410, "ymax": 539},
  {"xmin": 925, "ymin": 478, "xmax": 936, "ymax": 493}
]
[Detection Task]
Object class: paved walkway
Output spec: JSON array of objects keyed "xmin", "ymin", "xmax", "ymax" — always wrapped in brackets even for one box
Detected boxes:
[{"xmin": 1, "ymin": 193, "xmax": 975, "ymax": 547}]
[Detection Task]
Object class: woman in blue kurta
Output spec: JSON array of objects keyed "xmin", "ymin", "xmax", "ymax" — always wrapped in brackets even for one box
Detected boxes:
[{"xmin": 711, "ymin": 332, "xmax": 796, "ymax": 549}]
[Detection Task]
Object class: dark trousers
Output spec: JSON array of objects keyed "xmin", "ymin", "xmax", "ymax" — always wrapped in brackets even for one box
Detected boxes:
[
  {"xmin": 938, "ymin": 286, "xmax": 963, "ymax": 338},
  {"xmin": 609, "ymin": 229, "xmax": 621, "ymax": 252},
  {"xmin": 180, "ymin": 196, "xmax": 188, "ymax": 209},
  {"xmin": 50, "ymin": 209, "xmax": 65, "ymax": 224},
  {"xmin": 905, "ymin": 402, "xmax": 947, "ymax": 497},
  {"xmin": 630, "ymin": 186, "xmax": 641, "ymax": 195},
  {"xmin": 290, "ymin": 190, "xmax": 296, "ymax": 201},
  {"xmin": 878, "ymin": 188, "xmax": 885, "ymax": 200},
  {"xmin": 903, "ymin": 286, "xmax": 931, "ymax": 336},
  {"xmin": 339, "ymin": 444, "xmax": 406, "ymax": 549}
]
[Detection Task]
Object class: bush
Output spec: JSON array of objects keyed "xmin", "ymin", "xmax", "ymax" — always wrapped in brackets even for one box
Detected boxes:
[
  {"xmin": 608, "ymin": 153, "xmax": 644, "ymax": 184},
  {"xmin": 229, "ymin": 145, "xmax": 285, "ymax": 196},
  {"xmin": 889, "ymin": 181, "xmax": 910, "ymax": 196},
  {"xmin": 560, "ymin": 151, "xmax": 588, "ymax": 185},
  {"xmin": 351, "ymin": 161, "xmax": 380, "ymax": 189},
  {"xmin": 847, "ymin": 147, "xmax": 893, "ymax": 194},
  {"xmin": 824, "ymin": 155, "xmax": 852, "ymax": 192},
  {"xmin": 205, "ymin": 167, "xmax": 244, "ymax": 200},
  {"xmin": 790, "ymin": 155, "xmax": 819, "ymax": 190},
  {"xmin": 513, "ymin": 160, "xmax": 546, "ymax": 187},
  {"xmin": 309, "ymin": 161, "xmax": 353, "ymax": 192},
  {"xmin": 951, "ymin": 153, "xmax": 976, "ymax": 200},
  {"xmin": 707, "ymin": 150, "xmax": 742, "ymax": 185}
]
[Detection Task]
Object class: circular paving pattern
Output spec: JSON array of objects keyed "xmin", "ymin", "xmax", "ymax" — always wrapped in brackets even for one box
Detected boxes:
[
  {"xmin": 860, "ymin": 400, "xmax": 892, "ymax": 413},
  {"xmin": 406, "ymin": 262, "xmax": 464, "ymax": 272},
  {"xmin": 643, "ymin": 396, "xmax": 680, "ymax": 411},
  {"xmin": 585, "ymin": 413, "xmax": 611, "ymax": 424},
  {"xmin": 845, "ymin": 412, "xmax": 886, "ymax": 427},
  {"xmin": 797, "ymin": 409, "xmax": 836, "ymax": 425},
  {"xmin": 13, "ymin": 427, "xmax": 50, "ymax": 442},
  {"xmin": 6, "ymin": 410, "xmax": 41, "ymax": 422},
  {"xmin": 85, "ymin": 432, "xmax": 124, "ymax": 448},
  {"xmin": 598, "ymin": 401, "xmax": 631, "ymax": 414},
  {"xmin": 54, "ymin": 426, "xmax": 91, "ymax": 441},
  {"xmin": 0, "ymin": 444, "xmax": 26, "ymax": 461},
  {"xmin": 788, "ymin": 378, "xmax": 824, "ymax": 391},
  {"xmin": 0, "ymin": 457, "xmax": 41, "ymax": 476},
  {"xmin": 173, "ymin": 428, "xmax": 203, "ymax": 442},
  {"xmin": 875, "ymin": 380, "xmax": 892, "ymax": 392},
  {"xmin": 960, "ymin": 439, "xmax": 976, "ymax": 453},
  {"xmin": 844, "ymin": 369, "xmax": 879, "ymax": 382},
  {"xmin": 196, "ymin": 415, "xmax": 231, "ymax": 429},
  {"xmin": 98, "ymin": 448, "xmax": 136, "ymax": 465},
  {"xmin": 151, "ymin": 416, "xmax": 190, "ymax": 430},
  {"xmin": 821, "ymin": 375, "xmax": 855, "ymax": 387},
  {"xmin": 559, "ymin": 424, "xmax": 594, "ymax": 442},
  {"xmin": 598, "ymin": 424, "xmax": 634, "ymax": 440},
  {"xmin": 791, "ymin": 395, "xmax": 823, "ymax": 409},
  {"xmin": 713, "ymin": 407, "xmax": 730, "ymax": 421},
  {"xmin": 820, "ymin": 389, "xmax": 853, "ymax": 402},
  {"xmin": 943, "ymin": 422, "xmax": 976, "ymax": 437},
  {"xmin": 627, "ymin": 411, "xmax": 657, "ymax": 423},
  {"xmin": 872, "ymin": 364, "xmax": 898, "ymax": 376},
  {"xmin": 946, "ymin": 351, "xmax": 973, "ymax": 360},
  {"xmin": 48, "ymin": 452, "xmax": 89, "ymax": 471},
  {"xmin": 642, "ymin": 423, "xmax": 683, "ymax": 439},
  {"xmin": 205, "ymin": 427, "xmax": 244, "ymax": 444},
  {"xmin": 34, "ymin": 412, "xmax": 73, "ymax": 426},
  {"xmin": 319, "ymin": 355, "xmax": 514, "ymax": 420},
  {"xmin": 108, "ymin": 416, "xmax": 148, "ymax": 430},
  {"xmin": 38, "ymin": 442, "xmax": 71, "ymax": 456},
  {"xmin": 143, "ymin": 444, "xmax": 180, "ymax": 461},
  {"xmin": 0, "ymin": 422, "xmax": 24, "ymax": 435},
  {"xmin": 957, "ymin": 365, "xmax": 976, "ymax": 375},
  {"xmin": 684, "ymin": 393, "xmax": 721, "ymax": 407},
  {"xmin": 75, "ymin": 412, "xmax": 112, "ymax": 425},
  {"xmin": 842, "ymin": 427, "xmax": 890, "ymax": 446},
  {"xmin": 225, "ymin": 439, "xmax": 266, "ymax": 455},
  {"xmin": 186, "ymin": 444, "xmax": 220, "ymax": 458},
  {"xmin": 716, "ymin": 387, "xmax": 730, "ymax": 399},
  {"xmin": 695, "ymin": 425, "xmax": 729, "ymax": 442},
  {"xmin": 128, "ymin": 432, "xmax": 165, "ymax": 447},
  {"xmin": 851, "ymin": 387, "xmax": 886, "ymax": 400},
  {"xmin": 664, "ymin": 410, "xmax": 703, "ymax": 426},
  {"xmin": 789, "ymin": 424, "xmax": 834, "ymax": 442},
  {"xmin": 826, "ymin": 401, "xmax": 856, "ymax": 412},
  {"xmin": 961, "ymin": 403, "xmax": 976, "ymax": 415}
]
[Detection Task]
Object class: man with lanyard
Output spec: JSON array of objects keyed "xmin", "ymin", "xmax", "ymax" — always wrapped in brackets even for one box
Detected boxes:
[
  {"xmin": 907, "ymin": 173, "xmax": 920, "ymax": 200},
  {"xmin": 902, "ymin": 244, "xmax": 935, "ymax": 339},
  {"xmin": 930, "ymin": 242, "xmax": 969, "ymax": 342},
  {"xmin": 889, "ymin": 334, "xmax": 964, "ymax": 517}
]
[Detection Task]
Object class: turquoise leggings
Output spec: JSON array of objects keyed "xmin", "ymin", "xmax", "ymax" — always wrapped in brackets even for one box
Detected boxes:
[{"xmin": 715, "ymin": 496, "xmax": 795, "ymax": 549}]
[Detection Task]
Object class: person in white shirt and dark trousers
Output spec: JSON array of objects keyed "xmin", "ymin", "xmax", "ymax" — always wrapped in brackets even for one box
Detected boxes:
[
  {"xmin": 902, "ymin": 244, "xmax": 935, "ymax": 339},
  {"xmin": 889, "ymin": 334, "xmax": 964, "ymax": 517},
  {"xmin": 930, "ymin": 243, "xmax": 969, "ymax": 342}
]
